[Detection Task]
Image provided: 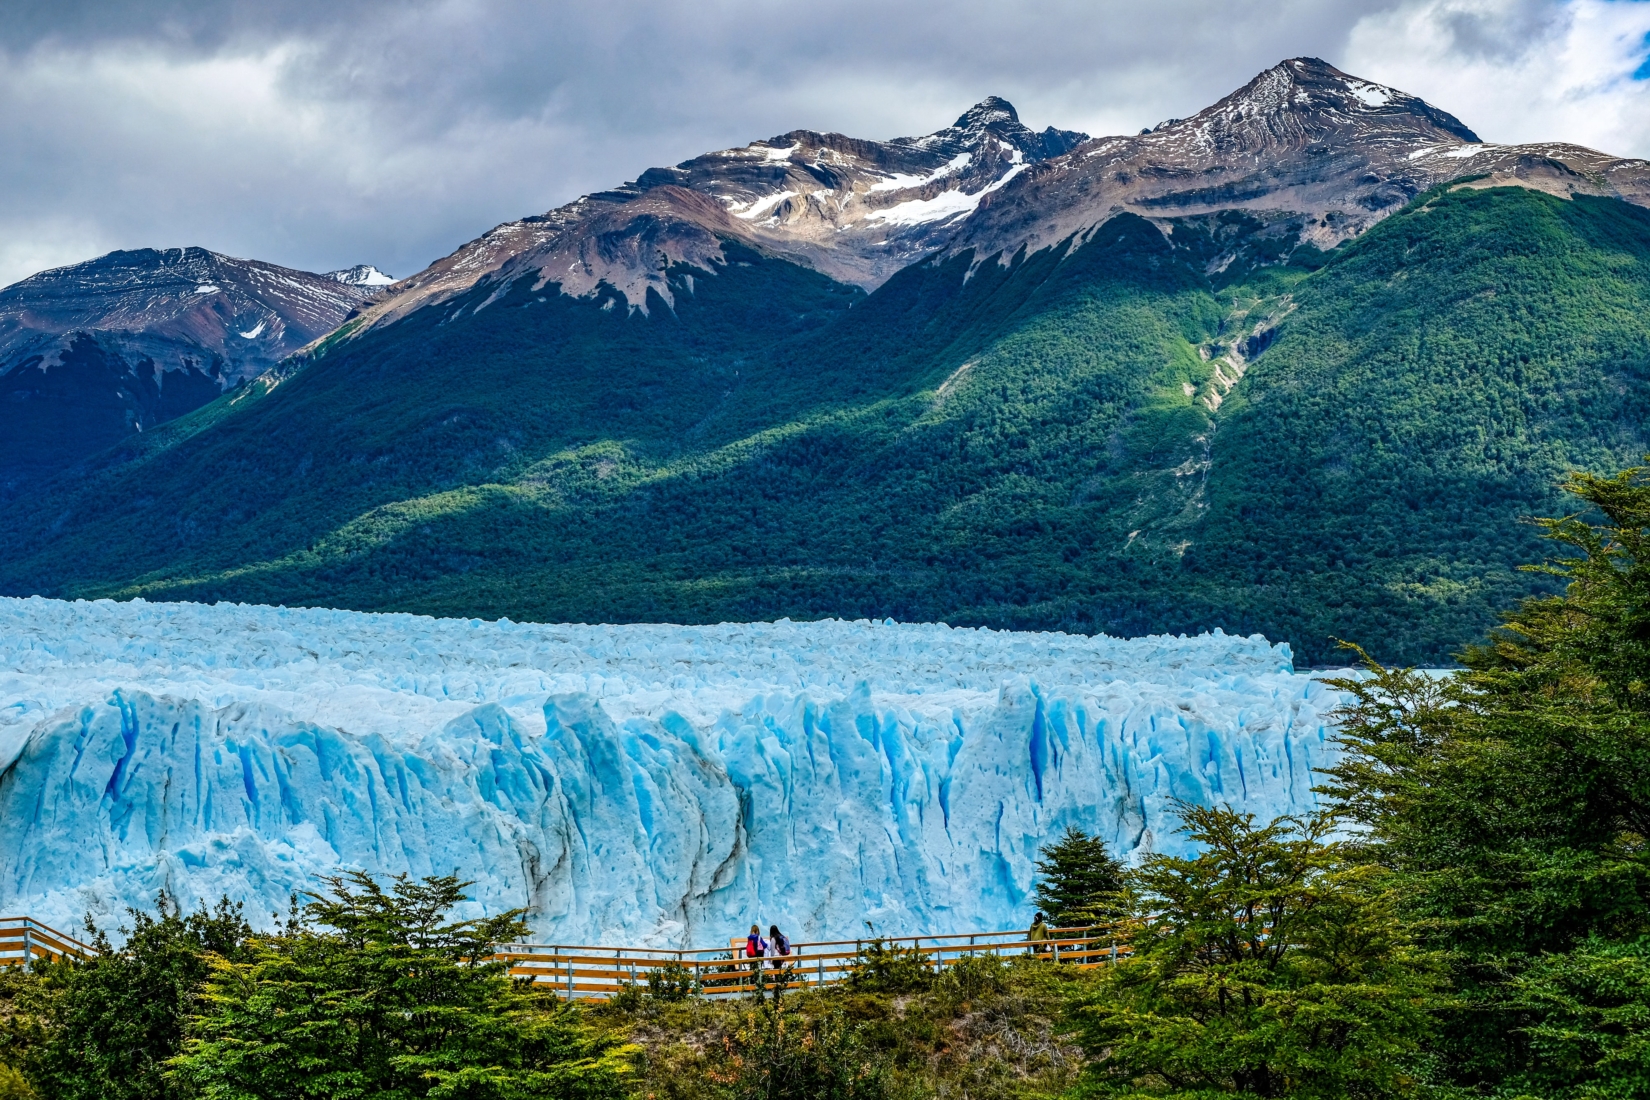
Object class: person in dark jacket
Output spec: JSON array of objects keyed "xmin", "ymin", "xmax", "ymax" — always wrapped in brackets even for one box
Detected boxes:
[{"xmin": 766, "ymin": 924, "xmax": 791, "ymax": 969}]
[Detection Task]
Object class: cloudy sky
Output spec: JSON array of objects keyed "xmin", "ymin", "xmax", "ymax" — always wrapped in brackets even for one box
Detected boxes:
[{"xmin": 2, "ymin": 0, "xmax": 1648, "ymax": 287}]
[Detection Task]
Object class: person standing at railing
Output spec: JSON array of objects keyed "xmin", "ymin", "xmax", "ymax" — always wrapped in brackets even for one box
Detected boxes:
[
  {"xmin": 1027, "ymin": 911, "xmax": 1051, "ymax": 956},
  {"xmin": 766, "ymin": 925, "xmax": 791, "ymax": 970},
  {"xmin": 744, "ymin": 924, "xmax": 767, "ymax": 986}
]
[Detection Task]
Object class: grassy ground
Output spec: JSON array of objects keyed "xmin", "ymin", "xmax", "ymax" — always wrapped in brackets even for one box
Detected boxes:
[{"xmin": 587, "ymin": 955, "xmax": 1089, "ymax": 1100}]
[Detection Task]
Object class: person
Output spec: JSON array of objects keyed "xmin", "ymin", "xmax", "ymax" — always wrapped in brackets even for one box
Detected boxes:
[
  {"xmin": 766, "ymin": 924, "xmax": 791, "ymax": 970},
  {"xmin": 744, "ymin": 924, "xmax": 769, "ymax": 994},
  {"xmin": 1027, "ymin": 911, "xmax": 1051, "ymax": 956}
]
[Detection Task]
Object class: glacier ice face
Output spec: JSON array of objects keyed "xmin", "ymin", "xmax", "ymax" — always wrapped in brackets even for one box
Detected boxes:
[{"xmin": 0, "ymin": 597, "xmax": 1348, "ymax": 946}]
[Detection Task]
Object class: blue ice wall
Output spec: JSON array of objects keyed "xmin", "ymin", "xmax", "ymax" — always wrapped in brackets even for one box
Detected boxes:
[{"xmin": 0, "ymin": 598, "xmax": 1346, "ymax": 946}]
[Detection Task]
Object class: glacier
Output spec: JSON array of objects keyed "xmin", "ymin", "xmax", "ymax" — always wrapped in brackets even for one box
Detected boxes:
[{"xmin": 0, "ymin": 597, "xmax": 1348, "ymax": 947}]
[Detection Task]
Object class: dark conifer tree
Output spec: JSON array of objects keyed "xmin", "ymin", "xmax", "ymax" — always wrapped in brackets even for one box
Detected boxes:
[{"xmin": 1033, "ymin": 826, "xmax": 1127, "ymax": 926}]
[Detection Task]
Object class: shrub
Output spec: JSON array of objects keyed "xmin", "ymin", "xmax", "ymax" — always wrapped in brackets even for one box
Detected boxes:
[
  {"xmin": 934, "ymin": 952, "xmax": 1008, "ymax": 1005},
  {"xmin": 610, "ymin": 980, "xmax": 647, "ymax": 1014},
  {"xmin": 846, "ymin": 939, "xmax": 933, "ymax": 994},
  {"xmin": 0, "ymin": 1065, "xmax": 34, "ymax": 1100},
  {"xmin": 169, "ymin": 872, "xmax": 635, "ymax": 1099},
  {"xmin": 731, "ymin": 1001, "xmax": 887, "ymax": 1100},
  {"xmin": 647, "ymin": 961, "xmax": 698, "ymax": 1003}
]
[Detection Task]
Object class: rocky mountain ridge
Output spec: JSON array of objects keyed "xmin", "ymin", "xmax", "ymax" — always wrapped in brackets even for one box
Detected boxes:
[
  {"xmin": 343, "ymin": 97, "xmax": 1087, "ymax": 329},
  {"xmin": 0, "ymin": 247, "xmax": 379, "ymax": 383},
  {"xmin": 341, "ymin": 57, "xmax": 1650, "ymax": 344},
  {"xmin": 949, "ymin": 57, "xmax": 1650, "ymax": 269},
  {"xmin": 0, "ymin": 247, "xmax": 381, "ymax": 491}
]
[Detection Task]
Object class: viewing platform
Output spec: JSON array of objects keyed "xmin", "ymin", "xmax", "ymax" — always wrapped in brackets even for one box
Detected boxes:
[
  {"xmin": 1, "ymin": 916, "xmax": 1128, "ymax": 999},
  {"xmin": 0, "ymin": 917, "xmax": 96, "ymax": 967},
  {"xmin": 494, "ymin": 925, "xmax": 1128, "ymax": 999}
]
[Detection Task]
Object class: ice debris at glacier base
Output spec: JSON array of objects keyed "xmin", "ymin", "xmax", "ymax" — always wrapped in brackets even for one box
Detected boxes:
[{"xmin": 0, "ymin": 597, "xmax": 1349, "ymax": 946}]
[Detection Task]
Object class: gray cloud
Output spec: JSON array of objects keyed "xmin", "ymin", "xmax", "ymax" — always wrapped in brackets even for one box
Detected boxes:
[{"xmin": 0, "ymin": 0, "xmax": 1643, "ymax": 286}]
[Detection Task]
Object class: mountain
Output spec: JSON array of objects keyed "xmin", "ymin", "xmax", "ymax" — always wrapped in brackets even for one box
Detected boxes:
[
  {"xmin": 344, "ymin": 96, "xmax": 1085, "ymax": 332},
  {"xmin": 1, "ymin": 60, "xmax": 1648, "ymax": 666},
  {"xmin": 950, "ymin": 57, "xmax": 1650, "ymax": 264},
  {"xmin": 0, "ymin": 247, "xmax": 381, "ymax": 490},
  {"xmin": 326, "ymin": 264, "xmax": 397, "ymax": 287}
]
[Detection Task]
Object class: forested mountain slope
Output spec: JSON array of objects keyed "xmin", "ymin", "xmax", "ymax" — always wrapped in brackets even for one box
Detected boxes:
[{"xmin": 3, "ymin": 182, "xmax": 1646, "ymax": 664}]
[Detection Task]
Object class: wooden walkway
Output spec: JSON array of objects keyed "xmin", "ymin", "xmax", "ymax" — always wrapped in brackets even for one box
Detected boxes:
[
  {"xmin": 1, "ymin": 916, "xmax": 1128, "ymax": 999},
  {"xmin": 495, "ymin": 925, "xmax": 1130, "ymax": 999}
]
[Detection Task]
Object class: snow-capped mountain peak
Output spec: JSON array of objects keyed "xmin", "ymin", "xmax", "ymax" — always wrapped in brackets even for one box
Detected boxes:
[
  {"xmin": 345, "ymin": 60, "xmax": 1650, "ymax": 338},
  {"xmin": 943, "ymin": 55, "xmax": 1648, "ymax": 268},
  {"xmin": 342, "ymin": 97, "xmax": 1091, "ymax": 327},
  {"xmin": 326, "ymin": 264, "xmax": 396, "ymax": 287}
]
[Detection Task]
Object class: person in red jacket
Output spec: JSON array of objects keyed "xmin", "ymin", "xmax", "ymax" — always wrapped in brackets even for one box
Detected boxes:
[{"xmin": 744, "ymin": 923, "xmax": 767, "ymax": 986}]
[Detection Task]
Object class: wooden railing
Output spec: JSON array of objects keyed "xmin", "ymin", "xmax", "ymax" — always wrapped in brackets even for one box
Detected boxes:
[
  {"xmin": 0, "ymin": 917, "xmax": 96, "ymax": 966},
  {"xmin": 493, "ymin": 925, "xmax": 1131, "ymax": 999},
  {"xmin": 0, "ymin": 916, "xmax": 1129, "ymax": 1000}
]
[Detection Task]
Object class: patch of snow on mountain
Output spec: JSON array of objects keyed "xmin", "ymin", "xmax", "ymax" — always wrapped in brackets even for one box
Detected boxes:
[
  {"xmin": 1346, "ymin": 81, "xmax": 1393, "ymax": 108},
  {"xmin": 868, "ymin": 153, "xmax": 974, "ymax": 193},
  {"xmin": 237, "ymin": 321, "xmax": 266, "ymax": 339},
  {"xmin": 194, "ymin": 284, "xmax": 220, "ymax": 294},
  {"xmin": 867, "ymin": 188, "xmax": 981, "ymax": 226},
  {"xmin": 734, "ymin": 190, "xmax": 798, "ymax": 221},
  {"xmin": 0, "ymin": 598, "xmax": 1350, "ymax": 947}
]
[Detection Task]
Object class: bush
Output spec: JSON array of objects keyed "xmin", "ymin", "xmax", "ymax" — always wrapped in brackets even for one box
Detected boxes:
[
  {"xmin": 934, "ymin": 952, "xmax": 1008, "ymax": 1005},
  {"xmin": 610, "ymin": 981, "xmax": 647, "ymax": 1014},
  {"xmin": 0, "ymin": 1065, "xmax": 34, "ymax": 1100},
  {"xmin": 0, "ymin": 894, "xmax": 251, "ymax": 1100},
  {"xmin": 731, "ymin": 1001, "xmax": 887, "ymax": 1100},
  {"xmin": 846, "ymin": 940, "xmax": 933, "ymax": 994},
  {"xmin": 647, "ymin": 961, "xmax": 698, "ymax": 1003}
]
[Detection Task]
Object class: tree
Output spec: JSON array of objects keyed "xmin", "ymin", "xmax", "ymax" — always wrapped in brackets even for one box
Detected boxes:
[
  {"xmin": 169, "ymin": 871, "xmax": 635, "ymax": 1099},
  {"xmin": 1321, "ymin": 462, "xmax": 1650, "ymax": 1093},
  {"xmin": 1033, "ymin": 826, "xmax": 1127, "ymax": 927},
  {"xmin": 1069, "ymin": 804, "xmax": 1443, "ymax": 1098},
  {"xmin": 0, "ymin": 895, "xmax": 251, "ymax": 1100}
]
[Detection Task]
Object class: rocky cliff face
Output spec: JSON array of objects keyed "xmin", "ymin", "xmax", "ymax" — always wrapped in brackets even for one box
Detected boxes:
[{"xmin": 0, "ymin": 247, "xmax": 380, "ymax": 491}]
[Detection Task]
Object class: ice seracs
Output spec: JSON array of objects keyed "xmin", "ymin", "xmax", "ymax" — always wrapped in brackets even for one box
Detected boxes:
[{"xmin": 0, "ymin": 597, "xmax": 1348, "ymax": 947}]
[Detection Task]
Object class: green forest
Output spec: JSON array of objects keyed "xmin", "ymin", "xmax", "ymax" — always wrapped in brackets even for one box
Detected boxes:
[
  {"xmin": 2, "ymin": 184, "xmax": 1647, "ymax": 664},
  {"xmin": 3, "ymin": 462, "xmax": 1647, "ymax": 1097}
]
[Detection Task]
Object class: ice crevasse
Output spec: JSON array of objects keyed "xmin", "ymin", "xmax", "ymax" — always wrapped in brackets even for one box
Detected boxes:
[{"xmin": 0, "ymin": 597, "xmax": 1348, "ymax": 946}]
